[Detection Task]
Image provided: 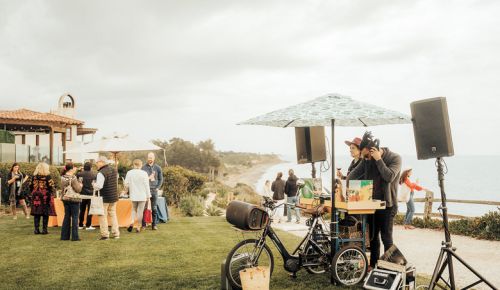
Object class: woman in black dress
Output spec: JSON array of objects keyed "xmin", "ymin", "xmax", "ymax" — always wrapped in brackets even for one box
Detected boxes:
[
  {"xmin": 8, "ymin": 163, "xmax": 29, "ymax": 219},
  {"xmin": 30, "ymin": 163, "xmax": 57, "ymax": 235}
]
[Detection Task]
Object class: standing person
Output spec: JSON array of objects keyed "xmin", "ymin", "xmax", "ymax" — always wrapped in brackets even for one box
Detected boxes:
[
  {"xmin": 285, "ymin": 169, "xmax": 301, "ymax": 224},
  {"xmin": 77, "ymin": 162, "xmax": 97, "ymax": 230},
  {"xmin": 93, "ymin": 156, "xmax": 120, "ymax": 240},
  {"xmin": 347, "ymin": 131, "xmax": 402, "ymax": 269},
  {"xmin": 60, "ymin": 163, "xmax": 83, "ymax": 241},
  {"xmin": 30, "ymin": 163, "xmax": 57, "ymax": 235},
  {"xmin": 261, "ymin": 180, "xmax": 272, "ymax": 198},
  {"xmin": 271, "ymin": 172, "xmax": 286, "ymax": 223},
  {"xmin": 337, "ymin": 137, "xmax": 362, "ymax": 180},
  {"xmin": 7, "ymin": 163, "xmax": 29, "ymax": 219},
  {"xmin": 124, "ymin": 159, "xmax": 150, "ymax": 233},
  {"xmin": 399, "ymin": 168, "xmax": 426, "ymax": 230},
  {"xmin": 141, "ymin": 152, "xmax": 163, "ymax": 231}
]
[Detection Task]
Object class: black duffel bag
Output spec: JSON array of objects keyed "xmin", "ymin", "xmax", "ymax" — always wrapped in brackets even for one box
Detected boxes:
[{"xmin": 226, "ymin": 201, "xmax": 269, "ymax": 230}]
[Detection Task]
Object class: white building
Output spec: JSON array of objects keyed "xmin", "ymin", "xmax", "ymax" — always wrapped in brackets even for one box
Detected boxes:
[{"xmin": 0, "ymin": 93, "xmax": 98, "ymax": 164}]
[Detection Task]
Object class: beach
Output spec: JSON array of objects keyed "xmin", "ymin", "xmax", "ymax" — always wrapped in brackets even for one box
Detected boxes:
[
  {"xmin": 220, "ymin": 159, "xmax": 283, "ymax": 189},
  {"xmin": 223, "ymin": 159, "xmax": 500, "ymax": 289}
]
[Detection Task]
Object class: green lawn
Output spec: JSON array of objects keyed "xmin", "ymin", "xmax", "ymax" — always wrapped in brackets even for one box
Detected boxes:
[{"xmin": 1, "ymin": 214, "xmax": 431, "ymax": 290}]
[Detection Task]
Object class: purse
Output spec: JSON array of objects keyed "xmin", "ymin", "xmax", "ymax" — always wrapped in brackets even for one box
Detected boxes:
[
  {"xmin": 89, "ymin": 190, "xmax": 104, "ymax": 216},
  {"xmin": 61, "ymin": 176, "xmax": 81, "ymax": 202}
]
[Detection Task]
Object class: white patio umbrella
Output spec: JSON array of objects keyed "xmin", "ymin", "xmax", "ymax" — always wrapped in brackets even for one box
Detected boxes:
[
  {"xmin": 238, "ymin": 93, "xmax": 411, "ymax": 258},
  {"xmin": 65, "ymin": 133, "xmax": 164, "ymax": 168}
]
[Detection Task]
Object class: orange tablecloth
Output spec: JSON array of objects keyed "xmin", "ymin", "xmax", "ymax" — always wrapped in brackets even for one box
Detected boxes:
[{"xmin": 49, "ymin": 198, "xmax": 132, "ymax": 227}]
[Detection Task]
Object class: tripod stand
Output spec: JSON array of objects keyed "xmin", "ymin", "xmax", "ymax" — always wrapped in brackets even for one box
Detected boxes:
[{"xmin": 428, "ymin": 157, "xmax": 497, "ymax": 290}]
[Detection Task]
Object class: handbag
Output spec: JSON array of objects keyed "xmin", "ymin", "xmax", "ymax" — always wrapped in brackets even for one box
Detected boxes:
[
  {"xmin": 61, "ymin": 176, "xmax": 81, "ymax": 202},
  {"xmin": 143, "ymin": 200, "xmax": 152, "ymax": 224},
  {"xmin": 89, "ymin": 190, "xmax": 105, "ymax": 216},
  {"xmin": 398, "ymin": 183, "xmax": 411, "ymax": 203}
]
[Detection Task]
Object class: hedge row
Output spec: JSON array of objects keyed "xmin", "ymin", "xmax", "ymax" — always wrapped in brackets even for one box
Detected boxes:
[{"xmin": 395, "ymin": 210, "xmax": 500, "ymax": 241}]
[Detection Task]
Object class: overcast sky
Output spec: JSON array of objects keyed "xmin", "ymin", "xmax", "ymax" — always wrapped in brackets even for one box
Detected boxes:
[{"xmin": 1, "ymin": 0, "xmax": 499, "ymax": 156}]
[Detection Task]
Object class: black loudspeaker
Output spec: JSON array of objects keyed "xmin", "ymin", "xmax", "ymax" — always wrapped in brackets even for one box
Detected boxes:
[
  {"xmin": 410, "ymin": 97, "xmax": 454, "ymax": 160},
  {"xmin": 295, "ymin": 126, "xmax": 326, "ymax": 164},
  {"xmin": 226, "ymin": 201, "xmax": 268, "ymax": 230}
]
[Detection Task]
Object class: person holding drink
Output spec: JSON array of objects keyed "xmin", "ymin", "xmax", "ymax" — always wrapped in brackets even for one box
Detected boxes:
[
  {"xmin": 336, "ymin": 137, "xmax": 362, "ymax": 180},
  {"xmin": 8, "ymin": 163, "xmax": 29, "ymax": 219},
  {"xmin": 141, "ymin": 152, "xmax": 163, "ymax": 230}
]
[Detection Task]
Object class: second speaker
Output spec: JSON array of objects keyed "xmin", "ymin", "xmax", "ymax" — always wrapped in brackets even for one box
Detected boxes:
[{"xmin": 295, "ymin": 126, "xmax": 326, "ymax": 164}]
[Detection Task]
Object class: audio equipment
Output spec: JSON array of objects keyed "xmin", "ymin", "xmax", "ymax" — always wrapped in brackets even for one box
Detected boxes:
[
  {"xmin": 295, "ymin": 126, "xmax": 326, "ymax": 164},
  {"xmin": 410, "ymin": 97, "xmax": 454, "ymax": 160}
]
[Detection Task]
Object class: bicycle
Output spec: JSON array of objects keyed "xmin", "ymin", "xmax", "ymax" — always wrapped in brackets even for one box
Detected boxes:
[{"xmin": 225, "ymin": 195, "xmax": 368, "ymax": 289}]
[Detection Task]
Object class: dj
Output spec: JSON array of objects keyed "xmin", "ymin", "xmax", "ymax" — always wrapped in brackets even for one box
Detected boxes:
[{"xmin": 347, "ymin": 131, "xmax": 402, "ymax": 270}]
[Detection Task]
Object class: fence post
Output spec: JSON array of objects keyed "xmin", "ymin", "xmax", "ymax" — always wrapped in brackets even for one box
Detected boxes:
[{"xmin": 424, "ymin": 190, "xmax": 434, "ymax": 220}]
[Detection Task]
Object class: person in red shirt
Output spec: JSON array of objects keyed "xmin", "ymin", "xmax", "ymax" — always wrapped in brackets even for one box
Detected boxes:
[{"xmin": 399, "ymin": 168, "xmax": 427, "ymax": 229}]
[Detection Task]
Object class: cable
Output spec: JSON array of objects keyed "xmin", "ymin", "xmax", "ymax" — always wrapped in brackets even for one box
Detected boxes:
[{"xmin": 320, "ymin": 135, "xmax": 331, "ymax": 173}]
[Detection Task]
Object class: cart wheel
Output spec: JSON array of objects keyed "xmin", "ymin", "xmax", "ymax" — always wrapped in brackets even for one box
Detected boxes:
[{"xmin": 331, "ymin": 245, "xmax": 368, "ymax": 286}]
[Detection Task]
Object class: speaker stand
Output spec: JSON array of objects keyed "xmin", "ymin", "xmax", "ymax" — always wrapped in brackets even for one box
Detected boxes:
[
  {"xmin": 311, "ymin": 162, "xmax": 316, "ymax": 178},
  {"xmin": 428, "ymin": 157, "xmax": 497, "ymax": 290}
]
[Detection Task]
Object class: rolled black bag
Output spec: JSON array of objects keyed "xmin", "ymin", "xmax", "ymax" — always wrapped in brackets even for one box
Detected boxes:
[
  {"xmin": 226, "ymin": 201, "xmax": 269, "ymax": 230},
  {"xmin": 381, "ymin": 245, "xmax": 408, "ymax": 266}
]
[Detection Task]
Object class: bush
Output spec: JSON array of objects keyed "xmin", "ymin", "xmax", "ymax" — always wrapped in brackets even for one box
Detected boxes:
[
  {"xmin": 213, "ymin": 197, "xmax": 229, "ymax": 209},
  {"xmin": 162, "ymin": 166, "xmax": 207, "ymax": 207},
  {"xmin": 205, "ymin": 205, "xmax": 223, "ymax": 216},
  {"xmin": 0, "ymin": 162, "xmax": 61, "ymax": 204},
  {"xmin": 179, "ymin": 195, "xmax": 205, "ymax": 217},
  {"xmin": 395, "ymin": 209, "xmax": 500, "ymax": 240}
]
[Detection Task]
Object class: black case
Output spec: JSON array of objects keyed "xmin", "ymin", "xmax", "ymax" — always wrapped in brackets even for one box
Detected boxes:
[
  {"xmin": 363, "ymin": 269, "xmax": 402, "ymax": 290},
  {"xmin": 226, "ymin": 201, "xmax": 268, "ymax": 230}
]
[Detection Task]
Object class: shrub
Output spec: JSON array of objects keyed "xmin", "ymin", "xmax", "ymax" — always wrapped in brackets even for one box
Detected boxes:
[
  {"xmin": 162, "ymin": 166, "xmax": 207, "ymax": 207},
  {"xmin": 0, "ymin": 162, "xmax": 61, "ymax": 204},
  {"xmin": 395, "ymin": 210, "xmax": 500, "ymax": 241},
  {"xmin": 213, "ymin": 197, "xmax": 229, "ymax": 209},
  {"xmin": 205, "ymin": 205, "xmax": 223, "ymax": 216},
  {"xmin": 179, "ymin": 195, "xmax": 205, "ymax": 217}
]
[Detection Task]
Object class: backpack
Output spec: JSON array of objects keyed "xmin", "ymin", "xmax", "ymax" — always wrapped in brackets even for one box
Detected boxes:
[{"xmin": 61, "ymin": 176, "xmax": 81, "ymax": 202}]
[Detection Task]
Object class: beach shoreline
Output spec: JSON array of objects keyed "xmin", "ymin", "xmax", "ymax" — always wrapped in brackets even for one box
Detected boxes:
[{"xmin": 220, "ymin": 159, "xmax": 285, "ymax": 190}]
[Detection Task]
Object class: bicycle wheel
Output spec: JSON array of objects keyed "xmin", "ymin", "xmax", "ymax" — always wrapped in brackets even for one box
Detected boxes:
[
  {"xmin": 304, "ymin": 243, "xmax": 330, "ymax": 274},
  {"xmin": 225, "ymin": 239, "xmax": 274, "ymax": 290},
  {"xmin": 331, "ymin": 245, "xmax": 368, "ymax": 286}
]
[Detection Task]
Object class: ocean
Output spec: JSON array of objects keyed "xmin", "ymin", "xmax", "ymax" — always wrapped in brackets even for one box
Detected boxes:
[{"xmin": 256, "ymin": 155, "xmax": 500, "ymax": 217}]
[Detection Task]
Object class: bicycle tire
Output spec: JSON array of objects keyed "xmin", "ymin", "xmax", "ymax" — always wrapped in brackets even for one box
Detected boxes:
[
  {"xmin": 225, "ymin": 238, "xmax": 274, "ymax": 290},
  {"xmin": 331, "ymin": 245, "xmax": 368, "ymax": 286},
  {"xmin": 304, "ymin": 243, "xmax": 329, "ymax": 274}
]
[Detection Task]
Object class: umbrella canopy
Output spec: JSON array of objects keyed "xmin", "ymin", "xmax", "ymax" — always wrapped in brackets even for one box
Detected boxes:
[
  {"xmin": 239, "ymin": 93, "xmax": 411, "ymax": 127},
  {"xmin": 85, "ymin": 134, "xmax": 161, "ymax": 153},
  {"xmin": 65, "ymin": 133, "xmax": 162, "ymax": 154}
]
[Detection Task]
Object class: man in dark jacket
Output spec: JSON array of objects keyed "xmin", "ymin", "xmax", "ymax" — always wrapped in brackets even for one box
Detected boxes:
[
  {"xmin": 77, "ymin": 162, "xmax": 97, "ymax": 230},
  {"xmin": 271, "ymin": 172, "xmax": 286, "ymax": 222},
  {"xmin": 284, "ymin": 169, "xmax": 301, "ymax": 223},
  {"xmin": 347, "ymin": 132, "xmax": 402, "ymax": 268},
  {"xmin": 93, "ymin": 156, "xmax": 120, "ymax": 240},
  {"xmin": 142, "ymin": 152, "xmax": 163, "ymax": 230}
]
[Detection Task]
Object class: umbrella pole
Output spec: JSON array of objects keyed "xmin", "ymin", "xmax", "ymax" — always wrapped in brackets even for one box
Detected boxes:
[{"xmin": 330, "ymin": 119, "xmax": 337, "ymax": 283}]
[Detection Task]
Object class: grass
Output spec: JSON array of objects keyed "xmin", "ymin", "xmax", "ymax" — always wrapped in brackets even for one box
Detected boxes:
[{"xmin": 0, "ymin": 212, "xmax": 430, "ymax": 290}]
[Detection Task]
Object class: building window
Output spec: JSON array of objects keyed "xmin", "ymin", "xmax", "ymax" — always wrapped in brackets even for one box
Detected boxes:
[{"xmin": 66, "ymin": 127, "xmax": 72, "ymax": 142}]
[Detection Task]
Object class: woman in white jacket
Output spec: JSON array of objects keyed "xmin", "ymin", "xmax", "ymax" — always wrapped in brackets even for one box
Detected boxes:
[{"xmin": 124, "ymin": 159, "xmax": 151, "ymax": 233}]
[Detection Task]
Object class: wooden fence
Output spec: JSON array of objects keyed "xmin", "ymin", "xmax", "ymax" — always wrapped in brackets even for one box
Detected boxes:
[{"xmin": 412, "ymin": 191, "xmax": 500, "ymax": 219}]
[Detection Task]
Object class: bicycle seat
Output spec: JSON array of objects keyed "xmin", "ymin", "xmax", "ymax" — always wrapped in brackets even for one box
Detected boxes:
[{"xmin": 301, "ymin": 204, "xmax": 326, "ymax": 217}]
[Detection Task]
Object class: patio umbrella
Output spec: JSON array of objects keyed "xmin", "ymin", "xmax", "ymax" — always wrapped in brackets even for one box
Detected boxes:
[
  {"xmin": 238, "ymin": 93, "xmax": 411, "ymax": 257},
  {"xmin": 65, "ymin": 133, "xmax": 164, "ymax": 168}
]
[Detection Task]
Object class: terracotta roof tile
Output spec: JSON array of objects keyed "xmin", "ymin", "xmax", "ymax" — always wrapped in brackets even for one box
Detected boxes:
[{"xmin": 0, "ymin": 109, "xmax": 84, "ymax": 125}]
